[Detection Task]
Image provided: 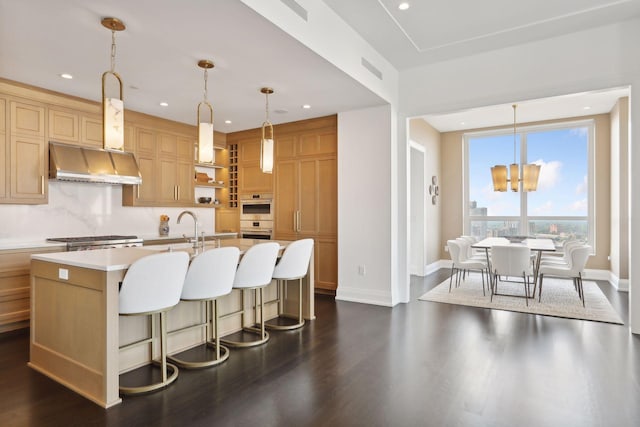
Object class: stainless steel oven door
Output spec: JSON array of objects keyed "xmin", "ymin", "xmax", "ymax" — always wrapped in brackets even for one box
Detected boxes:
[
  {"xmin": 240, "ymin": 231, "xmax": 272, "ymax": 240},
  {"xmin": 239, "ymin": 199, "xmax": 273, "ymax": 221}
]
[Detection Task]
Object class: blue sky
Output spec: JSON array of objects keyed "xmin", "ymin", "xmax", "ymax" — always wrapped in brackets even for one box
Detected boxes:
[{"xmin": 468, "ymin": 127, "xmax": 588, "ymax": 217}]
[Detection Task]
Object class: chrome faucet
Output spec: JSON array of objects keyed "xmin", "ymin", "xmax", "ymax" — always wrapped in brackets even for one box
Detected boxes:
[{"xmin": 177, "ymin": 210, "xmax": 200, "ymax": 249}]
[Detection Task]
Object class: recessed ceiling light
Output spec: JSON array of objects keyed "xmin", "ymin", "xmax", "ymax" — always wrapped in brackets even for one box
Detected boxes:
[
  {"xmin": 460, "ymin": 122, "xmax": 466, "ymax": 125},
  {"xmin": 60, "ymin": 73, "xmax": 73, "ymax": 79},
  {"xmin": 224, "ymin": 120, "xmax": 232, "ymax": 124},
  {"xmin": 583, "ymin": 106, "xmax": 591, "ymax": 110},
  {"xmin": 302, "ymin": 104, "xmax": 311, "ymax": 109},
  {"xmin": 159, "ymin": 102, "xmax": 169, "ymax": 107},
  {"xmin": 398, "ymin": 2, "xmax": 410, "ymax": 11}
]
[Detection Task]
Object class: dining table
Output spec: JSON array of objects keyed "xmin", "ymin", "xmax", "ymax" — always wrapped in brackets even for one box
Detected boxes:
[{"xmin": 472, "ymin": 237, "xmax": 556, "ymax": 295}]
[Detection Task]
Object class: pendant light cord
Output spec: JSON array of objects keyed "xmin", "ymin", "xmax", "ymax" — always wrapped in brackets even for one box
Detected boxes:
[
  {"xmin": 110, "ymin": 29, "xmax": 117, "ymax": 73},
  {"xmin": 203, "ymin": 68, "xmax": 209, "ymax": 102},
  {"xmin": 265, "ymin": 92, "xmax": 270, "ymax": 123}
]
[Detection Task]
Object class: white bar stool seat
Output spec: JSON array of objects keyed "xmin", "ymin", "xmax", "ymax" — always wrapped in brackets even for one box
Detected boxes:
[
  {"xmin": 118, "ymin": 251, "xmax": 189, "ymax": 395},
  {"xmin": 266, "ymin": 238, "xmax": 314, "ymax": 331},
  {"xmin": 220, "ymin": 242, "xmax": 280, "ymax": 348},
  {"xmin": 167, "ymin": 247, "xmax": 240, "ymax": 369}
]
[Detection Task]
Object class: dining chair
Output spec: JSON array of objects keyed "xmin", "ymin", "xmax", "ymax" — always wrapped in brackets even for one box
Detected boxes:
[
  {"xmin": 447, "ymin": 239, "xmax": 488, "ymax": 295},
  {"xmin": 490, "ymin": 245, "xmax": 533, "ymax": 306},
  {"xmin": 538, "ymin": 245, "xmax": 591, "ymax": 307},
  {"xmin": 540, "ymin": 240, "xmax": 581, "ymax": 266}
]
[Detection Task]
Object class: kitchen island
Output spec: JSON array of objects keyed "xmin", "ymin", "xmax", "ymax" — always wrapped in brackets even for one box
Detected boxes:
[{"xmin": 29, "ymin": 239, "xmax": 314, "ymax": 408}]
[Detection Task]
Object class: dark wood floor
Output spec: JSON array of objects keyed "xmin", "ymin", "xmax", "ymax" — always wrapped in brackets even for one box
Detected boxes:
[{"xmin": 1, "ymin": 270, "xmax": 639, "ymax": 427}]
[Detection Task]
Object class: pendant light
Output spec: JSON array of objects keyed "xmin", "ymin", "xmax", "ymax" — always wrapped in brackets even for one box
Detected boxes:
[
  {"xmin": 101, "ymin": 17, "xmax": 126, "ymax": 151},
  {"xmin": 260, "ymin": 87, "xmax": 274, "ymax": 174},
  {"xmin": 197, "ymin": 60, "xmax": 215, "ymax": 164},
  {"xmin": 490, "ymin": 104, "xmax": 541, "ymax": 192}
]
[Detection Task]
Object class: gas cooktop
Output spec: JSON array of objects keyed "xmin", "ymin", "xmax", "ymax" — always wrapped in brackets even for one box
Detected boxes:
[{"xmin": 47, "ymin": 235, "xmax": 139, "ymax": 243}]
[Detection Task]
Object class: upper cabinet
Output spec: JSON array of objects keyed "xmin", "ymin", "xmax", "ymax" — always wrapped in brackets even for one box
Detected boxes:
[{"xmin": 0, "ymin": 99, "xmax": 47, "ymax": 204}]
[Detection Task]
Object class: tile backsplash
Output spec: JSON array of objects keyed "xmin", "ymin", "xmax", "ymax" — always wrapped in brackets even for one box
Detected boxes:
[{"xmin": 0, "ymin": 181, "xmax": 214, "ymax": 240}]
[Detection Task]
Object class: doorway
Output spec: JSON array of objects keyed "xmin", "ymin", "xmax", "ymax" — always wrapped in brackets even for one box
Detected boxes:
[{"xmin": 409, "ymin": 143, "xmax": 426, "ymax": 276}]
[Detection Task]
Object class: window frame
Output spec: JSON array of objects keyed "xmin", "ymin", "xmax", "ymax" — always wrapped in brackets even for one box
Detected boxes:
[{"xmin": 463, "ymin": 118, "xmax": 595, "ymax": 249}]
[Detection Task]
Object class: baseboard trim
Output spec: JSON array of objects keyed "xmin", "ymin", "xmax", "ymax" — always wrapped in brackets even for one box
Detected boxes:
[
  {"xmin": 335, "ymin": 287, "xmax": 394, "ymax": 307},
  {"xmin": 425, "ymin": 260, "xmax": 451, "ymax": 275},
  {"xmin": 606, "ymin": 271, "xmax": 629, "ymax": 292}
]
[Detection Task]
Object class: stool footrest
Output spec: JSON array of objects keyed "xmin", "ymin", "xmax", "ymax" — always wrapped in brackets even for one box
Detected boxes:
[
  {"xmin": 265, "ymin": 315, "xmax": 305, "ymax": 331},
  {"xmin": 167, "ymin": 343, "xmax": 230, "ymax": 369},
  {"xmin": 220, "ymin": 327, "xmax": 269, "ymax": 348},
  {"xmin": 119, "ymin": 361, "xmax": 179, "ymax": 395}
]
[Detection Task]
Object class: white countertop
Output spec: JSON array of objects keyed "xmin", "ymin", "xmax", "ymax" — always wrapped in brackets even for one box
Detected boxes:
[
  {"xmin": 31, "ymin": 238, "xmax": 289, "ymax": 271},
  {"xmin": 0, "ymin": 232, "xmax": 238, "ymax": 251},
  {"xmin": 0, "ymin": 239, "xmax": 66, "ymax": 251}
]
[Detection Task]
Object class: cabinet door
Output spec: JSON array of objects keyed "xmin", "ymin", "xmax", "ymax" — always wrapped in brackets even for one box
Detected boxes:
[
  {"xmin": 10, "ymin": 101, "xmax": 45, "ymax": 137},
  {"xmin": 240, "ymin": 139, "xmax": 261, "ymax": 162},
  {"xmin": 239, "ymin": 164, "xmax": 273, "ymax": 194},
  {"xmin": 274, "ymin": 160, "xmax": 297, "ymax": 235},
  {"xmin": 215, "ymin": 208, "xmax": 239, "ymax": 233},
  {"xmin": 157, "ymin": 133, "xmax": 177, "ymax": 158},
  {"xmin": 157, "ymin": 157, "xmax": 178, "ymax": 204},
  {"xmin": 0, "ymin": 132, "xmax": 6, "ymax": 199},
  {"xmin": 275, "ymin": 134, "xmax": 297, "ymax": 160},
  {"xmin": 298, "ymin": 130, "xmax": 337, "ymax": 157},
  {"xmin": 136, "ymin": 128, "xmax": 155, "ymax": 155},
  {"xmin": 176, "ymin": 161, "xmax": 193, "ymax": 205},
  {"xmin": 135, "ymin": 154, "xmax": 156, "ymax": 204},
  {"xmin": 298, "ymin": 159, "xmax": 318, "ymax": 235},
  {"xmin": 48, "ymin": 109, "xmax": 79, "ymax": 143},
  {"xmin": 315, "ymin": 237, "xmax": 337, "ymax": 291},
  {"xmin": 177, "ymin": 137, "xmax": 195, "ymax": 162},
  {"xmin": 317, "ymin": 157, "xmax": 337, "ymax": 236},
  {"xmin": 10, "ymin": 134, "xmax": 46, "ymax": 201},
  {"xmin": 80, "ymin": 115, "xmax": 103, "ymax": 147}
]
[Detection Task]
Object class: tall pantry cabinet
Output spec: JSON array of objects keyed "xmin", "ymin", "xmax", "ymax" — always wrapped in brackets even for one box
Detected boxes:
[{"xmin": 273, "ymin": 116, "xmax": 337, "ymax": 293}]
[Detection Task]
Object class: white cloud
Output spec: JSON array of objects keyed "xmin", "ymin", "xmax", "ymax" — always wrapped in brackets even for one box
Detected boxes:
[
  {"xmin": 576, "ymin": 175, "xmax": 587, "ymax": 195},
  {"xmin": 532, "ymin": 159, "xmax": 562, "ymax": 191},
  {"xmin": 569, "ymin": 198, "xmax": 588, "ymax": 213},
  {"xmin": 570, "ymin": 127, "xmax": 589, "ymax": 138},
  {"xmin": 533, "ymin": 201, "xmax": 554, "ymax": 215}
]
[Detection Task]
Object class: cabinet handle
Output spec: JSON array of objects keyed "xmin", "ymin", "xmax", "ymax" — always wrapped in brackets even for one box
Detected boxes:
[
  {"xmin": 137, "ymin": 185, "xmax": 140, "ymax": 199},
  {"xmin": 174, "ymin": 185, "xmax": 177, "ymax": 200},
  {"xmin": 293, "ymin": 211, "xmax": 297, "ymax": 232},
  {"xmin": 41, "ymin": 176, "xmax": 45, "ymax": 195},
  {"xmin": 177, "ymin": 185, "xmax": 180, "ymax": 200},
  {"xmin": 297, "ymin": 210, "xmax": 302, "ymax": 232}
]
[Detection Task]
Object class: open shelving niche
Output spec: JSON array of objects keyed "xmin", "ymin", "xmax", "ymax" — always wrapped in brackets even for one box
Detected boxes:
[{"xmin": 194, "ymin": 146, "xmax": 227, "ymax": 208}]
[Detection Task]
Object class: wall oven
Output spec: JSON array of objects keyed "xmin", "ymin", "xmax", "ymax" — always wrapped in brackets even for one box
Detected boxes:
[{"xmin": 239, "ymin": 194, "xmax": 273, "ymax": 239}]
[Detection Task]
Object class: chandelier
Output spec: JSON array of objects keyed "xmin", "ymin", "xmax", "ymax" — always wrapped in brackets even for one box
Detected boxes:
[
  {"xmin": 101, "ymin": 17, "xmax": 126, "ymax": 151},
  {"xmin": 490, "ymin": 104, "xmax": 540, "ymax": 192}
]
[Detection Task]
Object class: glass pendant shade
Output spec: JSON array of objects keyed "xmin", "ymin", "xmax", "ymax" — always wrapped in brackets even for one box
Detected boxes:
[
  {"xmin": 522, "ymin": 163, "xmax": 541, "ymax": 191},
  {"xmin": 509, "ymin": 163, "xmax": 519, "ymax": 192},
  {"xmin": 198, "ymin": 122, "xmax": 214, "ymax": 163},
  {"xmin": 103, "ymin": 95, "xmax": 124, "ymax": 150},
  {"xmin": 261, "ymin": 123, "xmax": 274, "ymax": 174},
  {"xmin": 491, "ymin": 165, "xmax": 508, "ymax": 192},
  {"xmin": 260, "ymin": 87, "xmax": 274, "ymax": 174}
]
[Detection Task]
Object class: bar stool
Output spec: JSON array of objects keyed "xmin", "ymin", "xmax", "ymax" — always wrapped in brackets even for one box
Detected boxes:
[
  {"xmin": 220, "ymin": 242, "xmax": 280, "ymax": 348},
  {"xmin": 167, "ymin": 247, "xmax": 240, "ymax": 369},
  {"xmin": 266, "ymin": 238, "xmax": 314, "ymax": 331},
  {"xmin": 118, "ymin": 251, "xmax": 189, "ymax": 395}
]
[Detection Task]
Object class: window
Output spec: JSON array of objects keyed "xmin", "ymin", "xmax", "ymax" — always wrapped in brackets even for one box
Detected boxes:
[{"xmin": 464, "ymin": 120, "xmax": 594, "ymax": 248}]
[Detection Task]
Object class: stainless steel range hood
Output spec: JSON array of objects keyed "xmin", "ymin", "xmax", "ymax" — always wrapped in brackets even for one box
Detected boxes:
[{"xmin": 49, "ymin": 142, "xmax": 142, "ymax": 185}]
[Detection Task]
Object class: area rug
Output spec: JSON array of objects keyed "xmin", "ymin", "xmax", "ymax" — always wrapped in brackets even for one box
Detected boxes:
[{"xmin": 419, "ymin": 274, "xmax": 624, "ymax": 324}]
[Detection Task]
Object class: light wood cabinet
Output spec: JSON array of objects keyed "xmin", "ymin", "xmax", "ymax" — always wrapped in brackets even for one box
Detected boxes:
[
  {"xmin": 0, "ymin": 98, "xmax": 6, "ymax": 199},
  {"xmin": 10, "ymin": 134, "xmax": 47, "ymax": 201},
  {"xmin": 0, "ymin": 246, "xmax": 61, "ymax": 333},
  {"xmin": 80, "ymin": 114, "xmax": 103, "ymax": 147},
  {"xmin": 238, "ymin": 138, "xmax": 273, "ymax": 194},
  {"xmin": 123, "ymin": 128, "xmax": 195, "ymax": 207},
  {"xmin": 0, "ymin": 99, "xmax": 47, "ymax": 204},
  {"xmin": 48, "ymin": 108, "xmax": 79, "ymax": 142},
  {"xmin": 272, "ymin": 120, "xmax": 337, "ymax": 292},
  {"xmin": 215, "ymin": 208, "xmax": 240, "ymax": 233}
]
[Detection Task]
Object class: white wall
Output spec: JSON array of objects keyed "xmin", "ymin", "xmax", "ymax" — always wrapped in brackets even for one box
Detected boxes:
[
  {"xmin": 336, "ymin": 105, "xmax": 394, "ymax": 306},
  {"xmin": 0, "ymin": 182, "xmax": 214, "ymax": 243},
  {"xmin": 399, "ymin": 18, "xmax": 640, "ymax": 332}
]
